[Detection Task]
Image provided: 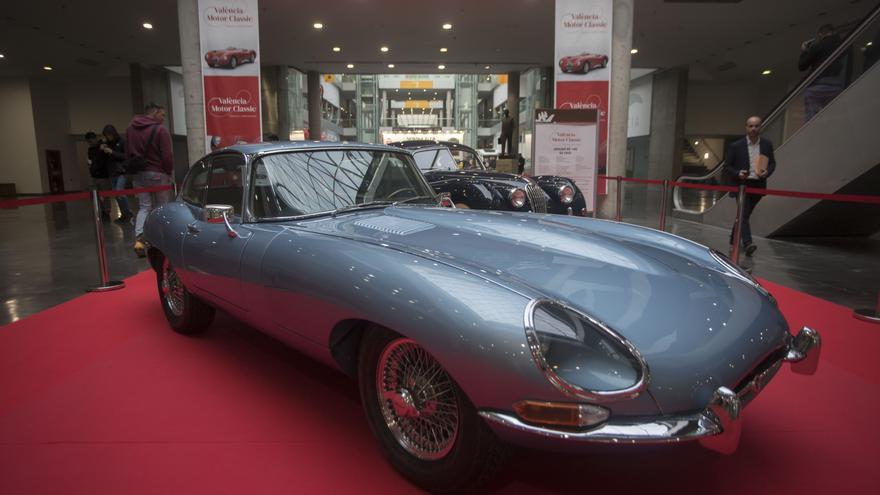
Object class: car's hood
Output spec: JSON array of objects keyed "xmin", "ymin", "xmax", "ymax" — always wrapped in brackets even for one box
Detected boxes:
[
  {"xmin": 297, "ymin": 206, "xmax": 789, "ymax": 412},
  {"xmin": 424, "ymin": 169, "xmax": 526, "ymax": 189}
]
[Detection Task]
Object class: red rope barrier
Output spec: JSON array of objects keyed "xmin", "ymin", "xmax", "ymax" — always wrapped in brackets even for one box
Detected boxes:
[
  {"xmin": 597, "ymin": 175, "xmax": 880, "ymax": 204},
  {"xmin": 99, "ymin": 185, "xmax": 174, "ymax": 198},
  {"xmin": 0, "ymin": 192, "xmax": 90, "ymax": 209}
]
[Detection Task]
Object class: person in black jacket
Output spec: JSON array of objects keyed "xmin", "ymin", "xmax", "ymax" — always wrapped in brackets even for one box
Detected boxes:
[
  {"xmin": 722, "ymin": 116, "xmax": 776, "ymax": 257},
  {"xmin": 799, "ymin": 24, "xmax": 845, "ymax": 121},
  {"xmin": 86, "ymin": 131, "xmax": 111, "ymax": 220},
  {"xmin": 100, "ymin": 124, "xmax": 133, "ymax": 223}
]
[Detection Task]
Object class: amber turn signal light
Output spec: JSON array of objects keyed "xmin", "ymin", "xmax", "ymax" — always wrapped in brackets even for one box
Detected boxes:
[{"xmin": 513, "ymin": 400, "xmax": 609, "ymax": 428}]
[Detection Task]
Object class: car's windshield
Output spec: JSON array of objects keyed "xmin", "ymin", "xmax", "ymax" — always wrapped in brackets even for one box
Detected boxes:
[
  {"xmin": 412, "ymin": 148, "xmax": 462, "ymax": 172},
  {"xmin": 252, "ymin": 149, "xmax": 435, "ymax": 218},
  {"xmin": 448, "ymin": 148, "xmax": 486, "ymax": 171}
]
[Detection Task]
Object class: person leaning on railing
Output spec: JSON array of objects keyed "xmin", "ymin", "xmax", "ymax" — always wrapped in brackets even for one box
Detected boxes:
[{"xmin": 722, "ymin": 116, "xmax": 776, "ymax": 257}]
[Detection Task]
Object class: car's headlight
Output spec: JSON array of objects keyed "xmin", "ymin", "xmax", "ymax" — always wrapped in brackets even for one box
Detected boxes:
[
  {"xmin": 524, "ymin": 299, "xmax": 649, "ymax": 401},
  {"xmin": 509, "ymin": 188, "xmax": 527, "ymax": 209},
  {"xmin": 558, "ymin": 184, "xmax": 574, "ymax": 204}
]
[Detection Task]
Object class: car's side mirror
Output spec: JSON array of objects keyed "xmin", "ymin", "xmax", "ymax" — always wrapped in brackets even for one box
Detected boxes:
[
  {"xmin": 204, "ymin": 204, "xmax": 240, "ymax": 238},
  {"xmin": 438, "ymin": 192, "xmax": 455, "ymax": 208}
]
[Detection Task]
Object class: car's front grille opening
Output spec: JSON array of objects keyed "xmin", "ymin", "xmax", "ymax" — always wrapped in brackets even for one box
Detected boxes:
[{"xmin": 526, "ymin": 184, "xmax": 548, "ymax": 213}]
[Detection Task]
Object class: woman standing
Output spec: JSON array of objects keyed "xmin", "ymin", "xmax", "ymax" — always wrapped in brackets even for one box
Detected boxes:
[{"xmin": 101, "ymin": 124, "xmax": 133, "ymax": 223}]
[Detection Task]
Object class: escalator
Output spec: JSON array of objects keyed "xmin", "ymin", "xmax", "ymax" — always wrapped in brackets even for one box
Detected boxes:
[{"xmin": 673, "ymin": 4, "xmax": 880, "ymax": 237}]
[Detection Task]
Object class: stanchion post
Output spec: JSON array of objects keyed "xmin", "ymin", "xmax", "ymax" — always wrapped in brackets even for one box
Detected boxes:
[
  {"xmin": 615, "ymin": 176, "xmax": 623, "ymax": 222},
  {"xmin": 87, "ymin": 188, "xmax": 125, "ymax": 292},
  {"xmin": 658, "ymin": 179, "xmax": 669, "ymax": 231},
  {"xmin": 853, "ymin": 292, "xmax": 880, "ymax": 324},
  {"xmin": 731, "ymin": 184, "xmax": 746, "ymax": 264}
]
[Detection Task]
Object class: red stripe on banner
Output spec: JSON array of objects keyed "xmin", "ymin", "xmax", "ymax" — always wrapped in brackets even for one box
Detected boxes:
[
  {"xmin": 99, "ymin": 185, "xmax": 174, "ymax": 198},
  {"xmin": 0, "ymin": 192, "xmax": 90, "ymax": 209}
]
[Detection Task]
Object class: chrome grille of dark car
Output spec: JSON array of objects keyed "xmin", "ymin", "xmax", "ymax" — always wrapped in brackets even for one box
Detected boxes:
[{"xmin": 526, "ymin": 183, "xmax": 548, "ymax": 213}]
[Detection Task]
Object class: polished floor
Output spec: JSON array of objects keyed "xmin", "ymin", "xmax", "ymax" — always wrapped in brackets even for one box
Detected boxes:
[{"xmin": 1, "ymin": 198, "xmax": 878, "ymax": 326}]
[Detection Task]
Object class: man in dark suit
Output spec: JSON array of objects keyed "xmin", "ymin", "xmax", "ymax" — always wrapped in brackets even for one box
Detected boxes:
[{"xmin": 722, "ymin": 115, "xmax": 776, "ymax": 257}]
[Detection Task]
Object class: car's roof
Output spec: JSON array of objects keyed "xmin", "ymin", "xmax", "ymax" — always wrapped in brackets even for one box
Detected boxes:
[
  {"xmin": 389, "ymin": 140, "xmax": 480, "ymax": 153},
  {"xmin": 216, "ymin": 141, "xmax": 408, "ymax": 156}
]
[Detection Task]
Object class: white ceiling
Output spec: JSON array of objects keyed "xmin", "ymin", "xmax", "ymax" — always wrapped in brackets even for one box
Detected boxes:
[{"xmin": 0, "ymin": 0, "xmax": 874, "ymax": 82}]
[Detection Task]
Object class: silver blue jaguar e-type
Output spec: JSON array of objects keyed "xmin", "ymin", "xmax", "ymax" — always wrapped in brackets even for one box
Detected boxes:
[{"xmin": 143, "ymin": 141, "xmax": 820, "ymax": 493}]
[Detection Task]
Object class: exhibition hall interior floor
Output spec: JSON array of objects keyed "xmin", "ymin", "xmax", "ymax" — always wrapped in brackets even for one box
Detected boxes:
[{"xmin": 1, "ymin": 271, "xmax": 878, "ymax": 494}]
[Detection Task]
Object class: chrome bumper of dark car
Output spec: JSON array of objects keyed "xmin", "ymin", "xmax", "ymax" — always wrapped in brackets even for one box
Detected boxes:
[{"xmin": 480, "ymin": 326, "xmax": 820, "ymax": 453}]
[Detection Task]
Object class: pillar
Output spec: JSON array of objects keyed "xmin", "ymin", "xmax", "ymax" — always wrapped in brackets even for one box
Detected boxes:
[
  {"xmin": 178, "ymin": 0, "xmax": 205, "ymax": 166},
  {"xmin": 307, "ymin": 70, "xmax": 322, "ymax": 140},
  {"xmin": 600, "ymin": 0, "xmax": 635, "ymax": 218},
  {"xmin": 506, "ymin": 71, "xmax": 520, "ymax": 155}
]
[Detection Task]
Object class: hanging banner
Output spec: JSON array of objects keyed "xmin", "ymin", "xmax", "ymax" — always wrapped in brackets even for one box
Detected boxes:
[
  {"xmin": 554, "ymin": 0, "xmax": 612, "ymax": 193},
  {"xmin": 533, "ymin": 109, "xmax": 600, "ymax": 213},
  {"xmin": 199, "ymin": 0, "xmax": 262, "ymax": 152}
]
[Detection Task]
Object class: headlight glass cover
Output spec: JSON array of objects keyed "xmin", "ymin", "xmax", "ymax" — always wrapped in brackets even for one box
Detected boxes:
[
  {"xmin": 525, "ymin": 299, "xmax": 649, "ymax": 401},
  {"xmin": 509, "ymin": 188, "xmax": 527, "ymax": 209},
  {"xmin": 558, "ymin": 184, "xmax": 574, "ymax": 204}
]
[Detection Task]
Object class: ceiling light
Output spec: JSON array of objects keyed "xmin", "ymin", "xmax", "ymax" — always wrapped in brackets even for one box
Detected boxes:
[
  {"xmin": 0, "ymin": 54, "xmax": 4, "ymax": 59},
  {"xmin": 332, "ymin": 46, "xmax": 341, "ymax": 52},
  {"xmin": 484, "ymin": 65, "xmax": 490, "ymax": 70},
  {"xmin": 694, "ymin": 141, "xmax": 699, "ymax": 146},
  {"xmin": 313, "ymin": 22, "xmax": 323, "ymax": 29},
  {"xmin": 703, "ymin": 152, "xmax": 710, "ymax": 159},
  {"xmin": 43, "ymin": 66, "xmax": 53, "ymax": 71},
  {"xmin": 761, "ymin": 69, "xmax": 772, "ymax": 75},
  {"xmin": 346, "ymin": 63, "xmax": 354, "ymax": 69},
  {"xmin": 380, "ymin": 46, "xmax": 389, "ymax": 52},
  {"xmin": 442, "ymin": 23, "xmax": 452, "ymax": 30},
  {"xmin": 142, "ymin": 22, "xmax": 153, "ymax": 30},
  {"xmin": 630, "ymin": 48, "xmax": 639, "ymax": 54},
  {"xmin": 440, "ymin": 47, "xmax": 448, "ymax": 53},
  {"xmin": 867, "ymin": 42, "xmax": 873, "ymax": 47},
  {"xmin": 388, "ymin": 64, "xmax": 395, "ymax": 68},
  {"xmin": 438, "ymin": 64, "xmax": 446, "ymax": 70}
]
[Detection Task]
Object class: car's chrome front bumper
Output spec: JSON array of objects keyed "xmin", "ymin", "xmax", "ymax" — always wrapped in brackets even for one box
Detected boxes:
[{"xmin": 480, "ymin": 326, "xmax": 821, "ymax": 454}]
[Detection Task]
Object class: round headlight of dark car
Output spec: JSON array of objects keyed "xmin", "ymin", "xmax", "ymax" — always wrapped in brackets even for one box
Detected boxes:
[
  {"xmin": 509, "ymin": 188, "xmax": 527, "ymax": 209},
  {"xmin": 525, "ymin": 299, "xmax": 648, "ymax": 401},
  {"xmin": 558, "ymin": 184, "xmax": 574, "ymax": 204}
]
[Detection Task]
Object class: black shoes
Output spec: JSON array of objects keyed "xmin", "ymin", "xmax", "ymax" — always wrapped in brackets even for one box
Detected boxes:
[{"xmin": 745, "ymin": 243, "xmax": 757, "ymax": 257}]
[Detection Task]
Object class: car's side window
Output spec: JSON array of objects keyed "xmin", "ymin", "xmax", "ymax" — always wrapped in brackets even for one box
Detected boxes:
[
  {"xmin": 205, "ymin": 154, "xmax": 245, "ymax": 216},
  {"xmin": 181, "ymin": 161, "xmax": 210, "ymax": 206},
  {"xmin": 434, "ymin": 149, "xmax": 458, "ymax": 171},
  {"xmin": 412, "ymin": 150, "xmax": 437, "ymax": 171}
]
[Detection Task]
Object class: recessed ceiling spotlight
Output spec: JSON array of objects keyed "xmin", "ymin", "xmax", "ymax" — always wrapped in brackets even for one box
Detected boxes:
[
  {"xmin": 442, "ymin": 23, "xmax": 452, "ymax": 30},
  {"xmin": 868, "ymin": 42, "xmax": 873, "ymax": 47},
  {"xmin": 484, "ymin": 65, "xmax": 490, "ymax": 70},
  {"xmin": 332, "ymin": 46, "xmax": 341, "ymax": 52},
  {"xmin": 438, "ymin": 64, "xmax": 446, "ymax": 70},
  {"xmin": 440, "ymin": 47, "xmax": 448, "ymax": 53},
  {"xmin": 388, "ymin": 64, "xmax": 395, "ymax": 68},
  {"xmin": 347, "ymin": 63, "xmax": 354, "ymax": 69},
  {"xmin": 380, "ymin": 46, "xmax": 389, "ymax": 52},
  {"xmin": 43, "ymin": 66, "xmax": 53, "ymax": 71},
  {"xmin": 630, "ymin": 48, "xmax": 639, "ymax": 54},
  {"xmin": 142, "ymin": 22, "xmax": 154, "ymax": 30},
  {"xmin": 761, "ymin": 69, "xmax": 772, "ymax": 75},
  {"xmin": 694, "ymin": 140, "xmax": 699, "ymax": 146},
  {"xmin": 313, "ymin": 22, "xmax": 324, "ymax": 29},
  {"xmin": 0, "ymin": 54, "xmax": 5, "ymax": 59}
]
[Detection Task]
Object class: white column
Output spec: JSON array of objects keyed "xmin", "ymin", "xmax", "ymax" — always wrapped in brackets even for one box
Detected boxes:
[
  {"xmin": 178, "ymin": 0, "xmax": 206, "ymax": 165},
  {"xmin": 601, "ymin": 0, "xmax": 635, "ymax": 218}
]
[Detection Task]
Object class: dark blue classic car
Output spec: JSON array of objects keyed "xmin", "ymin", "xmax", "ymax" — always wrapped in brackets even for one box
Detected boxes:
[
  {"xmin": 143, "ymin": 141, "xmax": 820, "ymax": 493},
  {"xmin": 390, "ymin": 140, "xmax": 588, "ymax": 215}
]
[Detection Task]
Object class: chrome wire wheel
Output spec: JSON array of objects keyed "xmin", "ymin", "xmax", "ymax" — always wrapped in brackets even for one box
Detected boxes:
[
  {"xmin": 376, "ymin": 338, "xmax": 460, "ymax": 461},
  {"xmin": 161, "ymin": 259, "xmax": 185, "ymax": 317}
]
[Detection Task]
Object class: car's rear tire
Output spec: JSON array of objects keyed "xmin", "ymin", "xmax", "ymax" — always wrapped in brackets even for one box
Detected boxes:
[
  {"xmin": 157, "ymin": 257, "xmax": 214, "ymax": 335},
  {"xmin": 601, "ymin": 57, "xmax": 608, "ymax": 68},
  {"xmin": 358, "ymin": 326, "xmax": 507, "ymax": 493},
  {"xmin": 230, "ymin": 56, "xmax": 238, "ymax": 69}
]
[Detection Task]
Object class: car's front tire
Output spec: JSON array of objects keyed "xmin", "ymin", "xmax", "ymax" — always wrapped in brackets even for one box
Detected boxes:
[
  {"xmin": 582, "ymin": 63, "xmax": 591, "ymax": 74},
  {"xmin": 358, "ymin": 326, "xmax": 507, "ymax": 493},
  {"xmin": 157, "ymin": 257, "xmax": 214, "ymax": 335},
  {"xmin": 229, "ymin": 56, "xmax": 238, "ymax": 69}
]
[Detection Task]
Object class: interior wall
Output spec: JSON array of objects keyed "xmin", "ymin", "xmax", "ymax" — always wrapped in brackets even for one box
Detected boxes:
[
  {"xmin": 0, "ymin": 78, "xmax": 42, "ymax": 194},
  {"xmin": 30, "ymin": 78, "xmax": 79, "ymax": 193},
  {"xmin": 684, "ymin": 76, "xmax": 792, "ymax": 136},
  {"xmin": 66, "ymin": 76, "xmax": 133, "ymax": 136}
]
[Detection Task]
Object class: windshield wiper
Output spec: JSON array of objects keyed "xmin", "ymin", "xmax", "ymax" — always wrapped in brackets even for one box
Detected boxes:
[
  {"xmin": 396, "ymin": 195, "xmax": 436, "ymax": 204},
  {"xmin": 331, "ymin": 200, "xmax": 396, "ymax": 217}
]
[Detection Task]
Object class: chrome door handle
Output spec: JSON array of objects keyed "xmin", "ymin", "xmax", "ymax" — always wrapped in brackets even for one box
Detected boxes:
[{"xmin": 186, "ymin": 223, "xmax": 200, "ymax": 234}]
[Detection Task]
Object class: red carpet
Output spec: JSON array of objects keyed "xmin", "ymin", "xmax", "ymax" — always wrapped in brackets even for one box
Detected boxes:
[{"xmin": 1, "ymin": 272, "xmax": 877, "ymax": 494}]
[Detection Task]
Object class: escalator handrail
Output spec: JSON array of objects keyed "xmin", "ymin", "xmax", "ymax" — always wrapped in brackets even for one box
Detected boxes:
[{"xmin": 672, "ymin": 2, "xmax": 880, "ymax": 214}]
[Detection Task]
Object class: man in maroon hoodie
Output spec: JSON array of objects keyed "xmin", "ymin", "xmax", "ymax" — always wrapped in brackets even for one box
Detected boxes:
[{"xmin": 126, "ymin": 102, "xmax": 174, "ymax": 257}]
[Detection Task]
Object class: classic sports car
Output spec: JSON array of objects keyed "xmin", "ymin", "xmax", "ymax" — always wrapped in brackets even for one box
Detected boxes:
[
  {"xmin": 391, "ymin": 140, "xmax": 589, "ymax": 215},
  {"xmin": 144, "ymin": 142, "xmax": 820, "ymax": 493},
  {"xmin": 559, "ymin": 52, "xmax": 608, "ymax": 73},
  {"xmin": 204, "ymin": 47, "xmax": 257, "ymax": 68}
]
